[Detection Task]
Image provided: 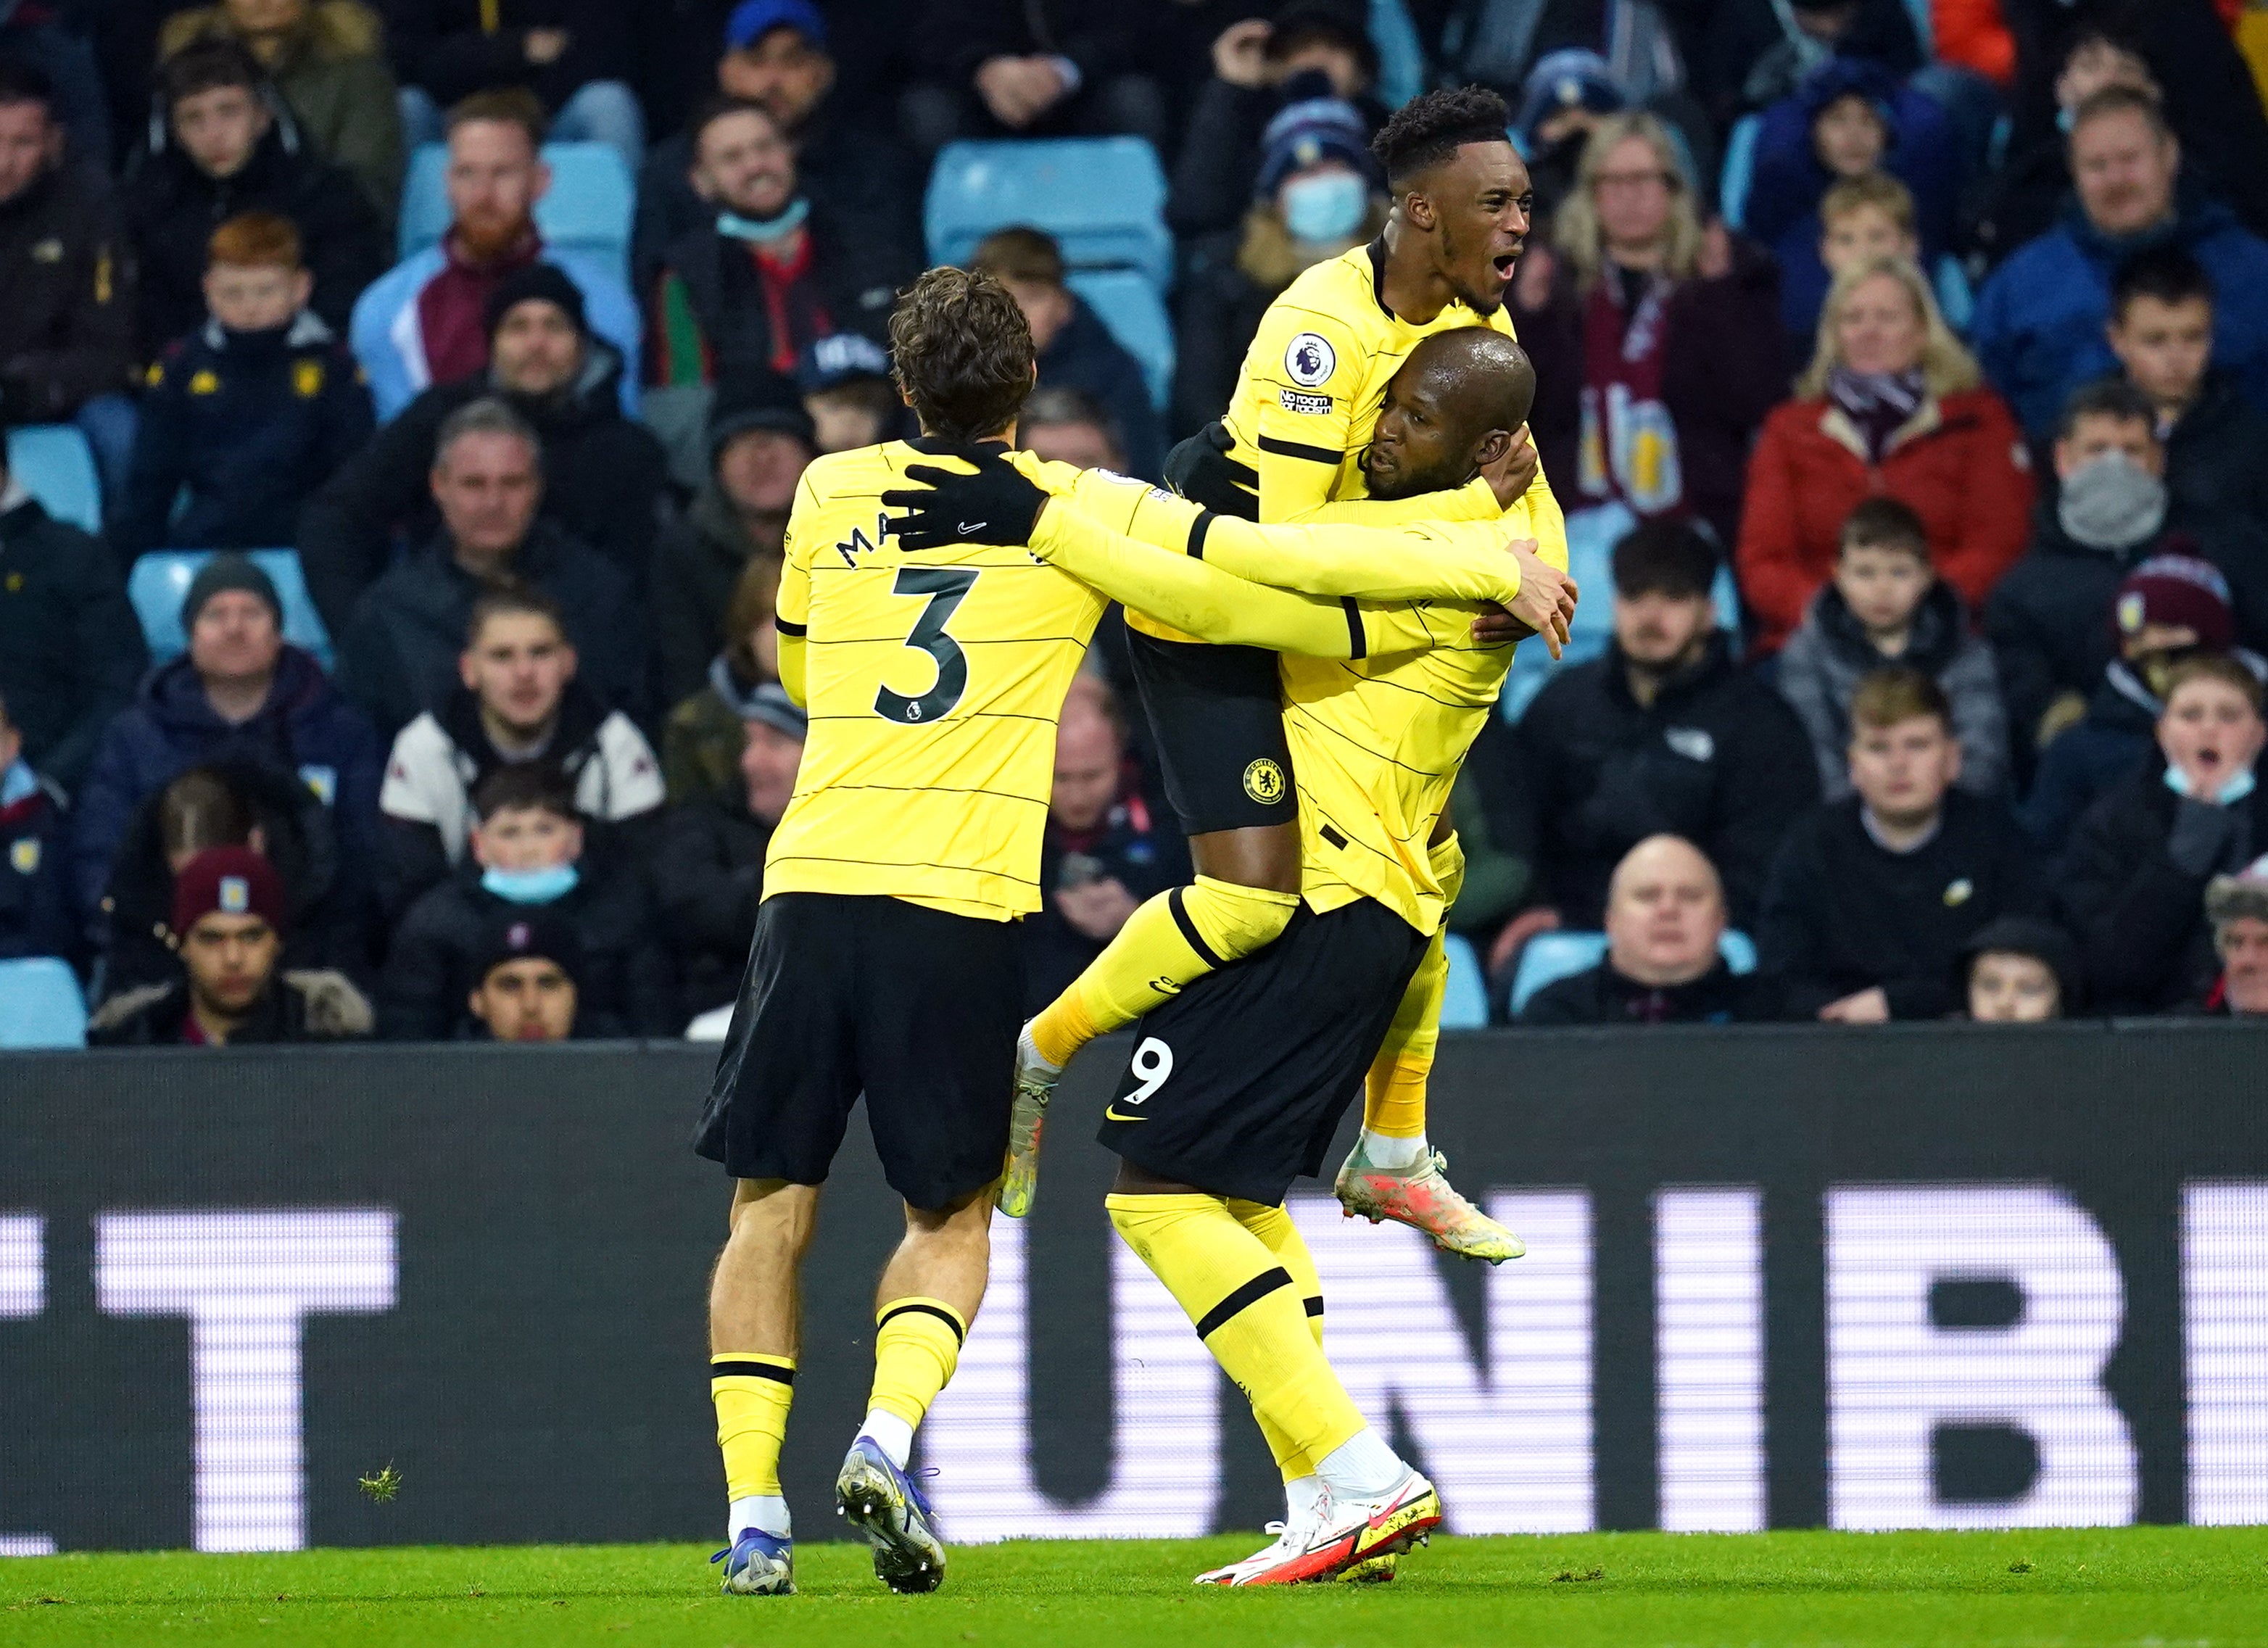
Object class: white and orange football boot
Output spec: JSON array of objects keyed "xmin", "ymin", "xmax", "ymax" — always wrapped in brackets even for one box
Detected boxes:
[
  {"xmin": 1196, "ymin": 1470, "xmax": 1441, "ymax": 1586},
  {"xmin": 1334, "ymin": 1139, "xmax": 1524, "ymax": 1264}
]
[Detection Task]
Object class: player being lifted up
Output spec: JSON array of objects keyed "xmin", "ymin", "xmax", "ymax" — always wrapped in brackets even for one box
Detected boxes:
[
  {"xmin": 885, "ymin": 326, "xmax": 1562, "ymax": 1586},
  {"xmin": 1003, "ymin": 86, "xmax": 1560, "ymax": 1255},
  {"xmin": 696, "ymin": 270, "xmax": 1568, "ymax": 1601}
]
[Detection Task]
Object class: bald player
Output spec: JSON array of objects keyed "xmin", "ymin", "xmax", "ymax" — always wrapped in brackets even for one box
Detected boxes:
[
  {"xmin": 890, "ymin": 326, "xmax": 1567, "ymax": 1586},
  {"xmin": 1006, "ymin": 86, "xmax": 1562, "ymax": 1258}
]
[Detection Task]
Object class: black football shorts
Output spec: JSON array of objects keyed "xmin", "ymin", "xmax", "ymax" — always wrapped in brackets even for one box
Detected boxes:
[
  {"xmin": 1125, "ymin": 628, "xmax": 1298, "ymax": 837},
  {"xmin": 693, "ymin": 893, "xmax": 1022, "ymax": 1209},
  {"xmin": 1096, "ymin": 898, "xmax": 1428, "ymax": 1204}
]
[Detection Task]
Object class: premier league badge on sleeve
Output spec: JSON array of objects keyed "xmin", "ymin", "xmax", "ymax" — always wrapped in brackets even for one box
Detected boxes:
[{"xmin": 1284, "ymin": 331, "xmax": 1336, "ymax": 388}]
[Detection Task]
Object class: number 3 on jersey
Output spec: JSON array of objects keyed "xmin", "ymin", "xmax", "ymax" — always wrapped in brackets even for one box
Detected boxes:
[{"xmin": 874, "ymin": 566, "xmax": 977, "ymax": 724}]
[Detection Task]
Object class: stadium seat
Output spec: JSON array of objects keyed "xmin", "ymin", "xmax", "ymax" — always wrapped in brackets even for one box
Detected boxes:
[
  {"xmin": 0, "ymin": 957, "xmax": 86, "ymax": 1049},
  {"xmin": 1508, "ymin": 928, "xmax": 1758, "ymax": 1018},
  {"xmin": 924, "ymin": 138, "xmax": 1172, "ymax": 291},
  {"xmin": 398, "ymin": 142, "xmax": 635, "ymax": 286},
  {"xmin": 1718, "ymin": 115, "xmax": 1762, "ymax": 233},
  {"xmin": 1368, "ymin": 0, "xmax": 1427, "ymax": 110},
  {"xmin": 1065, "ymin": 270, "xmax": 1174, "ymax": 412},
  {"xmin": 1933, "ymin": 252, "xmax": 1974, "ymax": 333},
  {"xmin": 128, "ymin": 550, "xmax": 334, "ymax": 672},
  {"xmin": 7, "ymin": 424, "xmax": 102, "ymax": 534},
  {"xmin": 1903, "ymin": 0, "xmax": 1933, "ymax": 54},
  {"xmin": 1441, "ymin": 933, "xmax": 1489, "ymax": 1029}
]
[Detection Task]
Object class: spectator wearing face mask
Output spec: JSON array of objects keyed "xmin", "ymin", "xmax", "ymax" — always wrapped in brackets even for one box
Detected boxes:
[
  {"xmin": 378, "ymin": 762, "xmax": 674, "ymax": 1038},
  {"xmin": 377, "ymin": 586, "xmax": 661, "ymax": 919},
  {"xmin": 1971, "ymin": 86, "xmax": 2268, "ymax": 447},
  {"xmin": 2201, "ymin": 859, "xmax": 2268, "ymax": 1016},
  {"xmin": 1759, "ymin": 666, "xmax": 2045, "ymax": 1022},
  {"xmin": 1986, "ymin": 379, "xmax": 2268, "ymax": 766},
  {"xmin": 1519, "ymin": 835, "xmax": 1782, "ymax": 1025},
  {"xmin": 651, "ymin": 679, "xmax": 803, "ymax": 1019},
  {"xmin": 1776, "ymin": 497, "xmax": 2008, "ymax": 801},
  {"xmin": 2103, "ymin": 247, "xmax": 2268, "ymax": 531},
  {"xmin": 2021, "ymin": 554, "xmax": 2263, "ymax": 853},
  {"xmin": 1745, "ymin": 57, "xmax": 1958, "ymax": 347},
  {"xmin": 1959, "ymin": 913, "xmax": 2081, "ymax": 1022},
  {"xmin": 972, "ymin": 225, "xmax": 1164, "ymax": 484},
  {"xmin": 0, "ymin": 690, "xmax": 73, "ymax": 961},
  {"xmin": 2058, "ymin": 653, "xmax": 2268, "ymax": 1014},
  {"xmin": 88, "ymin": 845, "xmax": 373, "ymax": 1043},
  {"xmin": 463, "ymin": 903, "xmax": 582, "ymax": 1040},
  {"xmin": 650, "ymin": 370, "xmax": 811, "ymax": 707}
]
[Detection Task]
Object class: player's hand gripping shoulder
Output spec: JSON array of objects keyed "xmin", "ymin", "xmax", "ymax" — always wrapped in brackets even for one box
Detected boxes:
[
  {"xmin": 882, "ymin": 447, "xmax": 1053, "ymax": 549},
  {"xmin": 1472, "ymin": 539, "xmax": 1578, "ymax": 655}
]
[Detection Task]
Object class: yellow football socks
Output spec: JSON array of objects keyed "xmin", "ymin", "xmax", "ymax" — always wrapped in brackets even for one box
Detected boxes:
[
  {"xmin": 711, "ymin": 1352, "xmax": 795, "ymax": 1502},
  {"xmin": 1228, "ymin": 1199, "xmax": 1329, "ymax": 1481},
  {"xmin": 1028, "ymin": 878, "xmax": 1299, "ymax": 1068},
  {"xmin": 1362, "ymin": 833, "xmax": 1465, "ymax": 1140},
  {"xmin": 1108, "ymin": 1193, "xmax": 1365, "ymax": 1470},
  {"xmin": 867, "ymin": 1297, "xmax": 967, "ymax": 1433}
]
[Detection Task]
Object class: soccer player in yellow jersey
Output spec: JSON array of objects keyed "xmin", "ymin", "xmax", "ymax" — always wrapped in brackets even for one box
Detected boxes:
[
  {"xmin": 885, "ymin": 326, "xmax": 1564, "ymax": 1586},
  {"xmin": 695, "ymin": 270, "xmax": 1567, "ymax": 1601},
  {"xmin": 1009, "ymin": 86, "xmax": 1561, "ymax": 1256}
]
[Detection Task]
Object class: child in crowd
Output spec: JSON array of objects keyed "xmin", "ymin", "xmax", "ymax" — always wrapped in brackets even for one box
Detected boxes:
[
  {"xmin": 798, "ymin": 333, "xmax": 901, "ymax": 455},
  {"xmin": 1777, "ymin": 497, "xmax": 2010, "ymax": 801},
  {"xmin": 112, "ymin": 211, "xmax": 373, "ymax": 560},
  {"xmin": 1961, "ymin": 914, "xmax": 2079, "ymax": 1022},
  {"xmin": 0, "ymin": 691, "xmax": 73, "ymax": 961},
  {"xmin": 2103, "ymin": 247, "xmax": 2268, "ymax": 530},
  {"xmin": 1818, "ymin": 173, "xmax": 1919, "ymax": 289}
]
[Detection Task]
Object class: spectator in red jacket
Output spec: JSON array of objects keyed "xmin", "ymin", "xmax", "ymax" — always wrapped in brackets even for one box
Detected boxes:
[
  {"xmin": 1737, "ymin": 254, "xmax": 2035, "ymax": 655},
  {"xmin": 1510, "ymin": 111, "xmax": 1787, "ymax": 552}
]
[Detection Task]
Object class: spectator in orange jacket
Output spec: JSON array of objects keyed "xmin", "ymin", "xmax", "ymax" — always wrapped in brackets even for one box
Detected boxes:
[
  {"xmin": 1736, "ymin": 255, "xmax": 2034, "ymax": 656},
  {"xmin": 1933, "ymin": 0, "xmax": 2016, "ymax": 88}
]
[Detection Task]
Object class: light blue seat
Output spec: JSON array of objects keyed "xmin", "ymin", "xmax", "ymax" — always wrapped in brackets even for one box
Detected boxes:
[
  {"xmin": 0, "ymin": 957, "xmax": 86, "ymax": 1049},
  {"xmin": 1510, "ymin": 929, "xmax": 1758, "ymax": 1018},
  {"xmin": 1066, "ymin": 269, "xmax": 1174, "ymax": 412},
  {"xmin": 128, "ymin": 550, "xmax": 334, "ymax": 672},
  {"xmin": 1719, "ymin": 114, "xmax": 1762, "ymax": 233},
  {"xmin": 925, "ymin": 138, "xmax": 1172, "ymax": 291},
  {"xmin": 1440, "ymin": 933, "xmax": 1490, "ymax": 1029},
  {"xmin": 1933, "ymin": 252, "xmax": 1973, "ymax": 334},
  {"xmin": 1368, "ymin": 0, "xmax": 1427, "ymax": 110},
  {"xmin": 1903, "ymin": 0, "xmax": 1934, "ymax": 54},
  {"xmin": 7, "ymin": 424, "xmax": 102, "ymax": 534},
  {"xmin": 398, "ymin": 141, "xmax": 634, "ymax": 286}
]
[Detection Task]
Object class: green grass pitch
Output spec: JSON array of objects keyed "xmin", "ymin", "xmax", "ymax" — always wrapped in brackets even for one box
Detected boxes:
[{"xmin": 4, "ymin": 1527, "xmax": 2266, "ymax": 1647}]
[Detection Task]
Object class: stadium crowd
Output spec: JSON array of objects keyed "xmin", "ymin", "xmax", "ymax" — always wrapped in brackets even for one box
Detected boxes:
[{"xmin": 1, "ymin": 0, "xmax": 2267, "ymax": 1044}]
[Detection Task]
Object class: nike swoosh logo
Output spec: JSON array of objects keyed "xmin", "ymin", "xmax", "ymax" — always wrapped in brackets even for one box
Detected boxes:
[
  {"xmin": 959, "ymin": 520, "xmax": 988, "ymax": 535},
  {"xmin": 1103, "ymin": 1106, "xmax": 1149, "ymax": 1123}
]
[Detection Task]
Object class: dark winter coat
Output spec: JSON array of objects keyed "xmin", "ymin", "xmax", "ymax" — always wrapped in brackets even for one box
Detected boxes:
[
  {"xmin": 1689, "ymin": 0, "xmax": 1922, "ymax": 125},
  {"xmin": 1984, "ymin": 508, "xmax": 2268, "ymax": 758},
  {"xmin": 0, "ymin": 774, "xmax": 74, "ymax": 961},
  {"xmin": 121, "ymin": 120, "xmax": 388, "ymax": 356},
  {"xmin": 1514, "ymin": 236, "xmax": 1787, "ymax": 552},
  {"xmin": 378, "ymin": 856, "xmax": 676, "ymax": 1039},
  {"xmin": 1497, "ymin": 632, "xmax": 1821, "ymax": 929},
  {"xmin": 296, "ymin": 340, "xmax": 666, "ymax": 636},
  {"xmin": 652, "ymin": 480, "xmax": 773, "ymax": 709},
  {"xmin": 378, "ymin": 0, "xmax": 633, "ymax": 109},
  {"xmin": 1974, "ymin": 190, "xmax": 2268, "ymax": 440},
  {"xmin": 97, "ymin": 754, "xmax": 372, "ymax": 993},
  {"xmin": 1518, "ymin": 956, "xmax": 1785, "ymax": 1026},
  {"xmin": 71, "ymin": 646, "xmax": 384, "ymax": 919},
  {"xmin": 0, "ymin": 495, "xmax": 146, "ymax": 793},
  {"xmin": 914, "ymin": 0, "xmax": 1138, "ymax": 91},
  {"xmin": 87, "ymin": 966, "xmax": 373, "ymax": 1044},
  {"xmin": 113, "ymin": 313, "xmax": 374, "ymax": 559},
  {"xmin": 2160, "ymin": 368, "xmax": 2268, "ymax": 532},
  {"xmin": 1036, "ymin": 294, "xmax": 1164, "ymax": 484},
  {"xmin": 1775, "ymin": 580, "xmax": 2010, "ymax": 800},
  {"xmin": 2019, "ymin": 661, "xmax": 2162, "ymax": 853},
  {"xmin": 1025, "ymin": 784, "xmax": 1193, "ymax": 1014},
  {"xmin": 630, "ymin": 107, "xmax": 919, "ymax": 302},
  {"xmin": 649, "ymin": 203, "xmax": 910, "ymax": 388},
  {"xmin": 648, "ymin": 795, "xmax": 771, "ymax": 1019},
  {"xmin": 339, "ymin": 520, "xmax": 646, "ymax": 740},
  {"xmin": 1758, "ymin": 790, "xmax": 2049, "ymax": 1019},
  {"xmin": 0, "ymin": 160, "xmax": 136, "ymax": 419},
  {"xmin": 2056, "ymin": 758, "xmax": 2268, "ymax": 1014}
]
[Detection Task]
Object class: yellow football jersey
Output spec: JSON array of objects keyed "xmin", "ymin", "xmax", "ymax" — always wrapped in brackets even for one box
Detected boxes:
[{"xmin": 766, "ymin": 442, "xmax": 1188, "ymax": 921}]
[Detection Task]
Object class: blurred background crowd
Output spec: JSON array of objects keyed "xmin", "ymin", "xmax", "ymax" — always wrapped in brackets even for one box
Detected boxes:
[{"xmin": 1, "ymin": 0, "xmax": 2267, "ymax": 1048}]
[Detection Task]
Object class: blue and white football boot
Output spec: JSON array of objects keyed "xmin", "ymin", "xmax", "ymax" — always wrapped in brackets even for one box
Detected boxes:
[
  {"xmin": 835, "ymin": 1436, "xmax": 947, "ymax": 1593},
  {"xmin": 711, "ymin": 1526, "xmax": 795, "ymax": 1595}
]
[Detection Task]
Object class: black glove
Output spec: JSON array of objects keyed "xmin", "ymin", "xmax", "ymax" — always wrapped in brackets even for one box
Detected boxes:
[{"xmin": 880, "ymin": 447, "xmax": 1049, "ymax": 550}]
